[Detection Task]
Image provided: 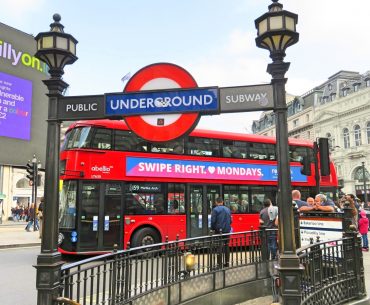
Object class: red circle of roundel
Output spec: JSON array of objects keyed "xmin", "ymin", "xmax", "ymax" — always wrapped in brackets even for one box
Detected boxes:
[{"xmin": 124, "ymin": 63, "xmax": 199, "ymax": 142}]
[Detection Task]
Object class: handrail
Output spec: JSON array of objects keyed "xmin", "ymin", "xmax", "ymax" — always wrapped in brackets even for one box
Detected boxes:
[
  {"xmin": 296, "ymin": 236, "xmax": 351, "ymax": 253},
  {"xmin": 59, "ymin": 229, "xmax": 274, "ymax": 305},
  {"xmin": 58, "ymin": 229, "xmax": 366, "ymax": 305},
  {"xmin": 61, "ymin": 229, "xmax": 261, "ymax": 271},
  {"xmin": 297, "ymin": 234, "xmax": 366, "ymax": 305}
]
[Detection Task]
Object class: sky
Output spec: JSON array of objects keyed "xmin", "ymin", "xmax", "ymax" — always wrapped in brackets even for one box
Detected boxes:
[{"xmin": 1, "ymin": 0, "xmax": 370, "ymax": 133}]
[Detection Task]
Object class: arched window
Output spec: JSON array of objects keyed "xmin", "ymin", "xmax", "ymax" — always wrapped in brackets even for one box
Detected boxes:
[
  {"xmin": 336, "ymin": 165, "xmax": 342, "ymax": 177},
  {"xmin": 16, "ymin": 178, "xmax": 29, "ymax": 188},
  {"xmin": 367, "ymin": 122, "xmax": 370, "ymax": 144},
  {"xmin": 354, "ymin": 125, "xmax": 362, "ymax": 146},
  {"xmin": 354, "ymin": 166, "xmax": 369, "ymax": 181},
  {"xmin": 343, "ymin": 128, "xmax": 350, "ymax": 148}
]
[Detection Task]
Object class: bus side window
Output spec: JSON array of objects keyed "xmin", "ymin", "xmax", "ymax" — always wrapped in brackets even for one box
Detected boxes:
[
  {"xmin": 188, "ymin": 137, "xmax": 220, "ymax": 157},
  {"xmin": 114, "ymin": 130, "xmax": 134, "ymax": 151},
  {"xmin": 91, "ymin": 128, "xmax": 112, "ymax": 150},
  {"xmin": 223, "ymin": 146, "xmax": 232, "ymax": 157},
  {"xmin": 125, "ymin": 194, "xmax": 147, "ymax": 215},
  {"xmin": 289, "ymin": 145, "xmax": 308, "ymax": 162}
]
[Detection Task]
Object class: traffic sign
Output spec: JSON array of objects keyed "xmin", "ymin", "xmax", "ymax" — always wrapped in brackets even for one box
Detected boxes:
[
  {"xmin": 123, "ymin": 63, "xmax": 200, "ymax": 142},
  {"xmin": 58, "ymin": 95, "xmax": 105, "ymax": 121},
  {"xmin": 105, "ymin": 87, "xmax": 218, "ymax": 116},
  {"xmin": 219, "ymin": 84, "xmax": 274, "ymax": 112}
]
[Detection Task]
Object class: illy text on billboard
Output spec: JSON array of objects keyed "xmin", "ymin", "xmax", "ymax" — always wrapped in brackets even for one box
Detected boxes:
[{"xmin": 0, "ymin": 39, "xmax": 48, "ymax": 73}]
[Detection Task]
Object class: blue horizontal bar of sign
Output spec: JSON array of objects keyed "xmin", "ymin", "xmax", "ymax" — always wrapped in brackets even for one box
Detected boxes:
[{"xmin": 105, "ymin": 87, "xmax": 219, "ymax": 116}]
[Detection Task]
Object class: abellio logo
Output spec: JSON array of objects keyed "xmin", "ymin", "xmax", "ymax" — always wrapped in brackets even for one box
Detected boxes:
[
  {"xmin": 91, "ymin": 165, "xmax": 113, "ymax": 174},
  {"xmin": 0, "ymin": 39, "xmax": 48, "ymax": 74}
]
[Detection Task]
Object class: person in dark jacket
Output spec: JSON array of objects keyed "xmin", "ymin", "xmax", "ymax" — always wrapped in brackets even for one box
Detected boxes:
[
  {"xmin": 211, "ymin": 197, "xmax": 232, "ymax": 233},
  {"xmin": 211, "ymin": 197, "xmax": 232, "ymax": 267}
]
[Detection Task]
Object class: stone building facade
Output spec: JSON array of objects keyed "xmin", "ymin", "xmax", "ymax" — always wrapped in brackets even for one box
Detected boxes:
[{"xmin": 252, "ymin": 70, "xmax": 370, "ymax": 200}]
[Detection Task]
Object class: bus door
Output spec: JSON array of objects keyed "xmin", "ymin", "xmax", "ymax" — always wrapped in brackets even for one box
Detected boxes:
[
  {"xmin": 188, "ymin": 184, "xmax": 221, "ymax": 237},
  {"xmin": 102, "ymin": 183, "xmax": 123, "ymax": 250},
  {"xmin": 79, "ymin": 182, "xmax": 123, "ymax": 252}
]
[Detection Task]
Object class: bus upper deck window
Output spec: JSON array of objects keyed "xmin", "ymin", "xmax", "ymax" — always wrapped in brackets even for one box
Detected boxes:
[{"xmin": 91, "ymin": 128, "xmax": 112, "ymax": 150}]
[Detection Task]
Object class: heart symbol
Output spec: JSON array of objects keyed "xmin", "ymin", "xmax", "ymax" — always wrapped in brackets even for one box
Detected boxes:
[
  {"xmin": 259, "ymin": 96, "xmax": 269, "ymax": 106},
  {"xmin": 208, "ymin": 166, "xmax": 216, "ymax": 174}
]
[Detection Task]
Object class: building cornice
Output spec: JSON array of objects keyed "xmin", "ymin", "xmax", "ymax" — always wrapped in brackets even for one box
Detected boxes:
[
  {"xmin": 315, "ymin": 103, "xmax": 370, "ymax": 125},
  {"xmin": 288, "ymin": 124, "xmax": 313, "ymax": 136}
]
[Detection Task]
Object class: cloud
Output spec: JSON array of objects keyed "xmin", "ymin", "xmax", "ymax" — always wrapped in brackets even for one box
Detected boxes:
[
  {"xmin": 186, "ymin": 27, "xmax": 271, "ymax": 88},
  {"xmin": 278, "ymin": 0, "xmax": 370, "ymax": 93},
  {"xmin": 225, "ymin": 29, "xmax": 256, "ymax": 55},
  {"xmin": 181, "ymin": 28, "xmax": 271, "ymax": 133},
  {"xmin": 1, "ymin": 0, "xmax": 45, "ymax": 21},
  {"xmin": 197, "ymin": 112, "xmax": 261, "ymax": 134}
]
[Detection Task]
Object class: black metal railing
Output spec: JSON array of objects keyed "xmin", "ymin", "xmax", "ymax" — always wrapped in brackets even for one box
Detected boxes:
[
  {"xmin": 298, "ymin": 233, "xmax": 366, "ymax": 305},
  {"xmin": 58, "ymin": 227, "xmax": 367, "ymax": 305},
  {"xmin": 58, "ymin": 229, "xmax": 276, "ymax": 305}
]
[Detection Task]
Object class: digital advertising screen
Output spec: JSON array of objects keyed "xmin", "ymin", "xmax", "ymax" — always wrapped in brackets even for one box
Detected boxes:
[
  {"xmin": 0, "ymin": 22, "xmax": 48, "ymax": 166},
  {"xmin": 0, "ymin": 72, "xmax": 32, "ymax": 140}
]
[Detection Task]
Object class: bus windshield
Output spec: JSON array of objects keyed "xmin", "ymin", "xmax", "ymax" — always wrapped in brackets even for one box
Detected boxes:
[
  {"xmin": 62, "ymin": 127, "xmax": 92, "ymax": 150},
  {"xmin": 59, "ymin": 180, "xmax": 77, "ymax": 229}
]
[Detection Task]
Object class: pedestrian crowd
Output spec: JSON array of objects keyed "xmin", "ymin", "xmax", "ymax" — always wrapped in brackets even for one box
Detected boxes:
[
  {"xmin": 10, "ymin": 198, "xmax": 44, "ymax": 238},
  {"xmin": 10, "ymin": 205, "xmax": 29, "ymax": 221},
  {"xmin": 257, "ymin": 189, "xmax": 370, "ymax": 260},
  {"xmin": 292, "ymin": 190, "xmax": 369, "ymax": 252}
]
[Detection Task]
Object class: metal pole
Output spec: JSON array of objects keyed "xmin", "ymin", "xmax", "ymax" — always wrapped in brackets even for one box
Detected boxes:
[
  {"xmin": 267, "ymin": 61, "xmax": 302, "ymax": 304},
  {"xmin": 35, "ymin": 77, "xmax": 68, "ymax": 305},
  {"xmin": 314, "ymin": 142, "xmax": 320, "ymax": 195},
  {"xmin": 33, "ymin": 159, "xmax": 38, "ymax": 231},
  {"xmin": 0, "ymin": 166, "xmax": 3, "ymax": 225},
  {"xmin": 0, "ymin": 199, "xmax": 3, "ymax": 225},
  {"xmin": 30, "ymin": 162, "xmax": 35, "ymax": 225},
  {"xmin": 362, "ymin": 162, "xmax": 368, "ymax": 205}
]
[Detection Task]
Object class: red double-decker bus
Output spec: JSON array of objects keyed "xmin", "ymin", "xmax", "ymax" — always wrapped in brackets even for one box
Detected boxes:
[{"xmin": 58, "ymin": 119, "xmax": 338, "ymax": 255}]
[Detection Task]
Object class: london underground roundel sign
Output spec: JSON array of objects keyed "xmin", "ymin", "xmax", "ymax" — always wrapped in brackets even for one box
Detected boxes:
[{"xmin": 124, "ymin": 63, "xmax": 200, "ymax": 142}]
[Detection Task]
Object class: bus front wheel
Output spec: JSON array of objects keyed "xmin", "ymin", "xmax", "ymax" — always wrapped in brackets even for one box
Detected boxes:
[{"xmin": 131, "ymin": 227, "xmax": 160, "ymax": 249}]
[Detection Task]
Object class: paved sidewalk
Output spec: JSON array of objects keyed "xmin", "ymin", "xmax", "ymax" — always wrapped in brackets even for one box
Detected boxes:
[{"xmin": 0, "ymin": 220, "xmax": 41, "ymax": 249}]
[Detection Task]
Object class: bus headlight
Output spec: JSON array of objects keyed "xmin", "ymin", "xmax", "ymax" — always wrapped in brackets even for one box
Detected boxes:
[
  {"xmin": 71, "ymin": 231, "xmax": 78, "ymax": 243},
  {"xmin": 58, "ymin": 233, "xmax": 64, "ymax": 245}
]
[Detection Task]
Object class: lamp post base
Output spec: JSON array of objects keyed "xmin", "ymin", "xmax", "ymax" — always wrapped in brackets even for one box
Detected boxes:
[
  {"xmin": 275, "ymin": 254, "xmax": 304, "ymax": 305},
  {"xmin": 34, "ymin": 252, "xmax": 64, "ymax": 305}
]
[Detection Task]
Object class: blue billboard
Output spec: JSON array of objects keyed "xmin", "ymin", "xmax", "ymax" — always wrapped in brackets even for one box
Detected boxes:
[{"xmin": 126, "ymin": 157, "xmax": 308, "ymax": 182}]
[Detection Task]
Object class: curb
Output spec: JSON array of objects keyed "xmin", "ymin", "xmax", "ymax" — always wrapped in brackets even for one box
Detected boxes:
[
  {"xmin": 0, "ymin": 223, "xmax": 28, "ymax": 227},
  {"xmin": 346, "ymin": 296, "xmax": 370, "ymax": 305},
  {"xmin": 0, "ymin": 242, "xmax": 41, "ymax": 249}
]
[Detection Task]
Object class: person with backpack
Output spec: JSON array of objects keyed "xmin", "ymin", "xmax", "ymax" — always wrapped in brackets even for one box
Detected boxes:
[{"xmin": 259, "ymin": 199, "xmax": 278, "ymax": 260}]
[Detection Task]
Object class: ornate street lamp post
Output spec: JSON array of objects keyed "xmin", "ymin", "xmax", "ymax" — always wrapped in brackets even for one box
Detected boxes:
[
  {"xmin": 362, "ymin": 161, "xmax": 368, "ymax": 205},
  {"xmin": 34, "ymin": 14, "xmax": 77, "ymax": 305},
  {"xmin": 255, "ymin": 1, "xmax": 302, "ymax": 304}
]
